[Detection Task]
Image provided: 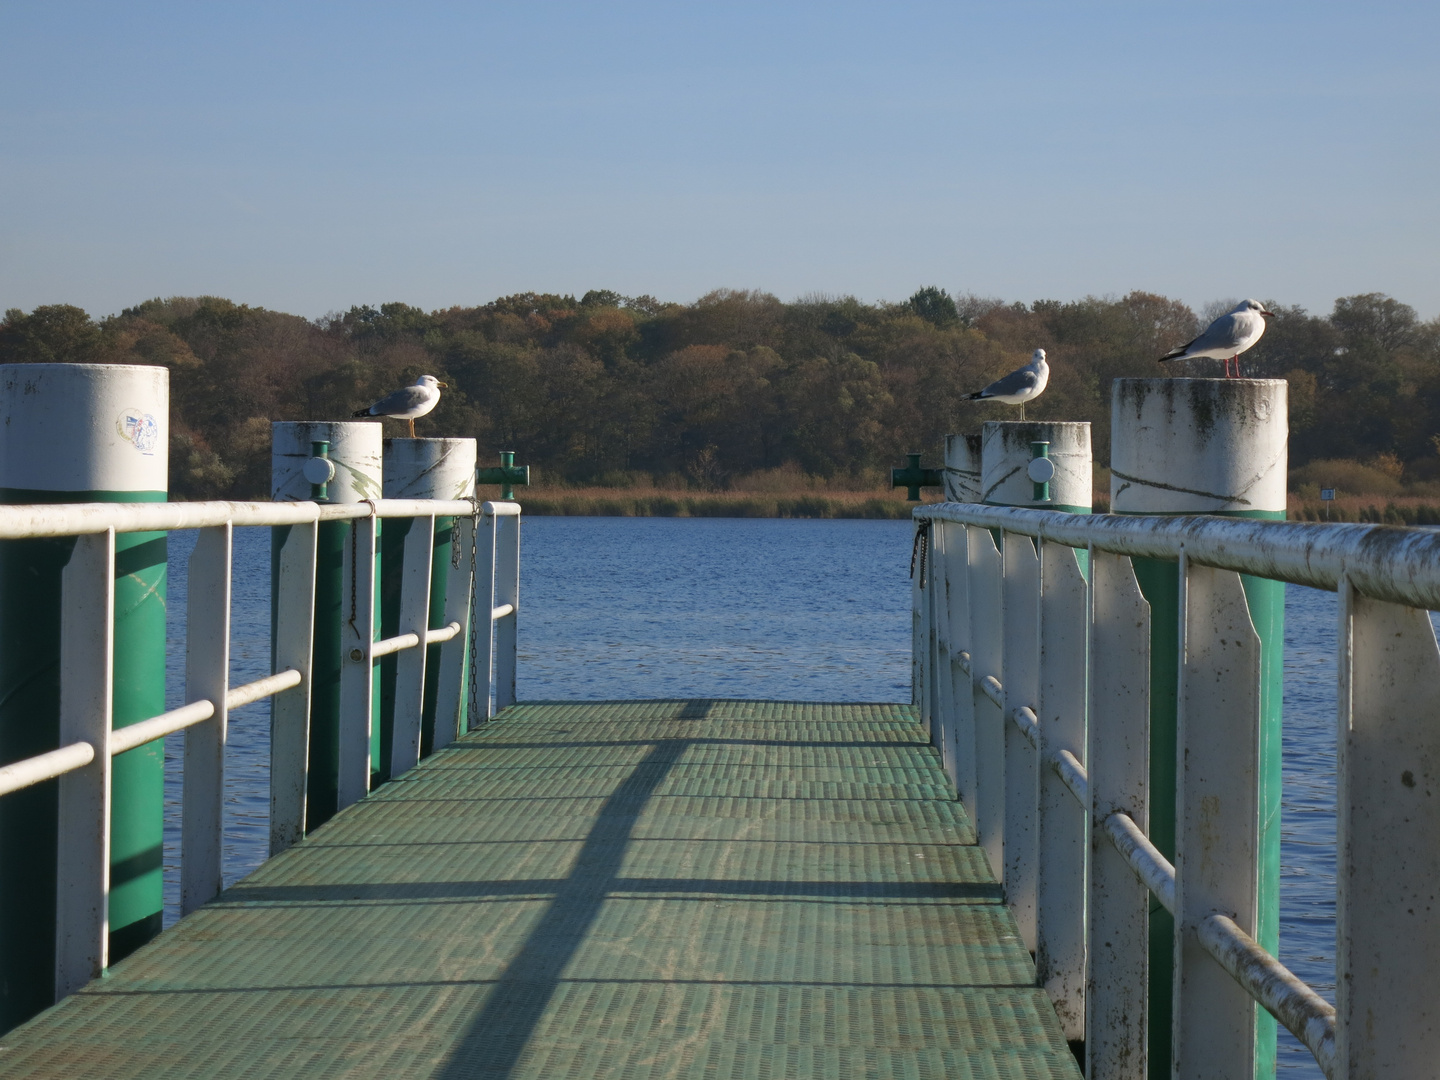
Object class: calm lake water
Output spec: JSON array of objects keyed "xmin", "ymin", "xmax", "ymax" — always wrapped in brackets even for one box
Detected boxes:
[{"xmin": 161, "ymin": 516, "xmax": 1337, "ymax": 1077}]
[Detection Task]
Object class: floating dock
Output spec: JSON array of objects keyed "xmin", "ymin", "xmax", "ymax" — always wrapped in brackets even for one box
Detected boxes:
[{"xmin": 1, "ymin": 700, "xmax": 1078, "ymax": 1078}]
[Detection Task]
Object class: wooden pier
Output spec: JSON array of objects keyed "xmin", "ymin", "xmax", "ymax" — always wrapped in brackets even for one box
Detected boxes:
[{"xmin": 1, "ymin": 700, "xmax": 1078, "ymax": 1078}]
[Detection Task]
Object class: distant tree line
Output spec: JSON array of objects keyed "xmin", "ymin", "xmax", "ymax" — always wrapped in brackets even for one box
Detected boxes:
[{"xmin": 1, "ymin": 288, "xmax": 1436, "ymax": 500}]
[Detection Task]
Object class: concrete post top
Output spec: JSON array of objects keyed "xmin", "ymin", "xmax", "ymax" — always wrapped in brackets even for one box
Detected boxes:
[
  {"xmin": 943, "ymin": 433, "xmax": 983, "ymax": 503},
  {"xmin": 981, "ymin": 421, "xmax": 1092, "ymax": 509},
  {"xmin": 0, "ymin": 363, "xmax": 169, "ymax": 493},
  {"xmin": 1110, "ymin": 378, "xmax": 1287, "ymax": 514},
  {"xmin": 382, "ymin": 438, "xmax": 477, "ymax": 500},
  {"xmin": 271, "ymin": 421, "xmax": 382, "ymax": 503}
]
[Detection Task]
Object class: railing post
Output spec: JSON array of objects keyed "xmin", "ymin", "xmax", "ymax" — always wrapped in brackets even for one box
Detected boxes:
[
  {"xmin": 1173, "ymin": 556, "xmax": 1261, "ymax": 1078},
  {"xmin": 338, "ymin": 510, "xmax": 377, "ymax": 810},
  {"xmin": 1111, "ymin": 377, "xmax": 1287, "ymax": 1077},
  {"xmin": 54, "ymin": 529, "xmax": 115, "ymax": 997},
  {"xmin": 269, "ymin": 519, "xmax": 316, "ymax": 856},
  {"xmin": 492, "ymin": 509, "xmax": 520, "ymax": 712},
  {"xmin": 941, "ymin": 524, "xmax": 974, "ymax": 802},
  {"xmin": 1001, "ymin": 530, "xmax": 1040, "ymax": 949},
  {"xmin": 966, "ymin": 525, "xmax": 1004, "ymax": 872},
  {"xmin": 271, "ymin": 421, "xmax": 382, "ymax": 831},
  {"xmin": 1036, "ymin": 540, "xmax": 1088, "ymax": 1042},
  {"xmin": 387, "ymin": 513, "xmax": 435, "ymax": 777},
  {"xmin": 432, "ymin": 512, "xmax": 476, "ymax": 749},
  {"xmin": 1087, "ymin": 547, "xmax": 1151, "ymax": 1080},
  {"xmin": 471, "ymin": 510, "xmax": 499, "ymax": 722},
  {"xmin": 930, "ymin": 521, "xmax": 956, "ymax": 773},
  {"xmin": 911, "ymin": 520, "xmax": 925, "ymax": 714},
  {"xmin": 1336, "ymin": 578, "xmax": 1440, "ymax": 1076},
  {"xmin": 181, "ymin": 524, "xmax": 232, "ymax": 915},
  {"xmin": 380, "ymin": 438, "xmax": 477, "ymax": 771}
]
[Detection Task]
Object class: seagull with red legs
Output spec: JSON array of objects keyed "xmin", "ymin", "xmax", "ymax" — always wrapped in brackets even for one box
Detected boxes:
[{"xmin": 1158, "ymin": 299, "xmax": 1275, "ymax": 378}]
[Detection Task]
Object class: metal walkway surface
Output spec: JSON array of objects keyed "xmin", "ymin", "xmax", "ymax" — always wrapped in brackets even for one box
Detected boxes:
[{"xmin": 2, "ymin": 701, "xmax": 1080, "ymax": 1079}]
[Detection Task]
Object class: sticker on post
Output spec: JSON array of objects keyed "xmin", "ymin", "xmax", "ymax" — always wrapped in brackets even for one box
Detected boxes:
[{"xmin": 117, "ymin": 409, "xmax": 159, "ymax": 455}]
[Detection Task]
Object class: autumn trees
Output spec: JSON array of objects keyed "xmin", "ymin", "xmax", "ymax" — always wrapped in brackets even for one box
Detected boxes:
[{"xmin": 1, "ymin": 287, "xmax": 1436, "ymax": 500}]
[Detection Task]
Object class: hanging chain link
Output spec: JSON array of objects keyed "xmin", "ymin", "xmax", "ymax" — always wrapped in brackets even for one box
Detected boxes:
[{"xmin": 910, "ymin": 520, "xmax": 930, "ymax": 588}]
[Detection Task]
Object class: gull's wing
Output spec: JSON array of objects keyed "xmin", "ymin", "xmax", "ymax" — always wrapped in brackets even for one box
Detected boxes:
[
  {"xmin": 980, "ymin": 365, "xmax": 1040, "ymax": 397},
  {"xmin": 366, "ymin": 384, "xmax": 435, "ymax": 416}
]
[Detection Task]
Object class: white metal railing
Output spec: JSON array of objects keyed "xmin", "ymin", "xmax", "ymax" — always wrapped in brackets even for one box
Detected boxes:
[
  {"xmin": 913, "ymin": 502, "xmax": 1440, "ymax": 1080},
  {"xmin": 0, "ymin": 496, "xmax": 521, "ymax": 1004}
]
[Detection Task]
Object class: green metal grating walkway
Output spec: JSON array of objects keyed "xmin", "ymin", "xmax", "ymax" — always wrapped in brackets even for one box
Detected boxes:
[{"xmin": 2, "ymin": 701, "xmax": 1080, "ymax": 1079}]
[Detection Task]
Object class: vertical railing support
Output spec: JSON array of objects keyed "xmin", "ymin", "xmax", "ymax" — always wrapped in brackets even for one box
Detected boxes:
[
  {"xmin": 912, "ymin": 520, "xmax": 926, "ymax": 716},
  {"xmin": 433, "ymin": 512, "xmax": 476, "ymax": 749},
  {"xmin": 1336, "ymin": 578, "xmax": 1440, "ymax": 1076},
  {"xmin": 1036, "ymin": 540, "xmax": 1088, "ymax": 1042},
  {"xmin": 1002, "ymin": 530, "xmax": 1040, "ymax": 948},
  {"xmin": 471, "ymin": 510, "xmax": 499, "ymax": 722},
  {"xmin": 492, "ymin": 508, "xmax": 520, "ymax": 713},
  {"xmin": 182, "ymin": 524, "xmax": 232, "ymax": 915},
  {"xmin": 338, "ymin": 510, "xmax": 377, "ymax": 809},
  {"xmin": 942, "ymin": 524, "xmax": 974, "ymax": 801},
  {"xmin": 967, "ymin": 525, "xmax": 1004, "ymax": 872},
  {"xmin": 1173, "ymin": 557, "xmax": 1261, "ymax": 1078},
  {"xmin": 270, "ymin": 519, "xmax": 317, "ymax": 856},
  {"xmin": 54, "ymin": 529, "xmax": 115, "ymax": 997},
  {"xmin": 1087, "ymin": 547, "xmax": 1151, "ymax": 1080},
  {"xmin": 389, "ymin": 514, "xmax": 436, "ymax": 776},
  {"xmin": 930, "ymin": 522, "xmax": 956, "ymax": 777}
]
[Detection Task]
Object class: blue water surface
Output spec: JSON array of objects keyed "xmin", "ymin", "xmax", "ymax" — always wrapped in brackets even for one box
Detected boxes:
[{"xmin": 159, "ymin": 516, "xmax": 1339, "ymax": 1078}]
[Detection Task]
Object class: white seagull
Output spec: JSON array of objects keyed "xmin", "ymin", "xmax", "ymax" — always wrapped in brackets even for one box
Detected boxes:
[
  {"xmin": 353, "ymin": 374, "xmax": 448, "ymax": 438},
  {"xmin": 1159, "ymin": 299, "xmax": 1275, "ymax": 378},
  {"xmin": 964, "ymin": 349, "xmax": 1049, "ymax": 420}
]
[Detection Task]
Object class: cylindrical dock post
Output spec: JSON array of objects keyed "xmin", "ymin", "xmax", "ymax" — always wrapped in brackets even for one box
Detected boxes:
[
  {"xmin": 981, "ymin": 421, "xmax": 1092, "ymax": 513},
  {"xmin": 1111, "ymin": 378, "xmax": 1286, "ymax": 1079},
  {"xmin": 380, "ymin": 439, "xmax": 476, "ymax": 774},
  {"xmin": 943, "ymin": 434, "xmax": 982, "ymax": 502},
  {"xmin": 0, "ymin": 364, "xmax": 168, "ymax": 1029},
  {"xmin": 272, "ymin": 422, "xmax": 382, "ymax": 830}
]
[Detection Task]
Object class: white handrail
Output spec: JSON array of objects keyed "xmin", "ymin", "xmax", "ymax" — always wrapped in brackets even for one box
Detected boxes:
[{"xmin": 0, "ymin": 742, "xmax": 95, "ymax": 798}]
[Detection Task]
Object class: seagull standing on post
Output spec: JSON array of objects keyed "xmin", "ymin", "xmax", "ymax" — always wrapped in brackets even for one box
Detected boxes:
[
  {"xmin": 1158, "ymin": 299, "xmax": 1274, "ymax": 378},
  {"xmin": 353, "ymin": 374, "xmax": 448, "ymax": 438},
  {"xmin": 963, "ymin": 349, "xmax": 1049, "ymax": 420}
]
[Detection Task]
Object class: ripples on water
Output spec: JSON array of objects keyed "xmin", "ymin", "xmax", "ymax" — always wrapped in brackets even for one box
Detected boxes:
[{"xmin": 163, "ymin": 517, "xmax": 1344, "ymax": 1076}]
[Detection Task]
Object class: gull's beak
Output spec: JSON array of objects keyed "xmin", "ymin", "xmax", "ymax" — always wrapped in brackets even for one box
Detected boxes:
[
  {"xmin": 1260, "ymin": 309, "xmax": 1275, "ymax": 319},
  {"xmin": 437, "ymin": 381, "xmax": 448, "ymax": 388}
]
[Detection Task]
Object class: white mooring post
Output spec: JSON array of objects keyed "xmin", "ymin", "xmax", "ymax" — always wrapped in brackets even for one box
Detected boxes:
[
  {"xmin": 976, "ymin": 421, "xmax": 1091, "ymax": 925},
  {"xmin": 943, "ymin": 433, "xmax": 982, "ymax": 502},
  {"xmin": 382, "ymin": 439, "xmax": 476, "ymax": 776},
  {"xmin": 272, "ymin": 422, "xmax": 382, "ymax": 822},
  {"xmin": 1111, "ymin": 378, "xmax": 1287, "ymax": 1078}
]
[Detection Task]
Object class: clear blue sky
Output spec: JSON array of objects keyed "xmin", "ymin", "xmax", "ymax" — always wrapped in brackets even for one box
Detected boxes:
[{"xmin": 3, "ymin": 1, "xmax": 1437, "ymax": 320}]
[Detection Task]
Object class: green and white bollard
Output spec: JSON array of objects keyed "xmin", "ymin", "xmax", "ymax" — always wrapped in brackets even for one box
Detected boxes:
[
  {"xmin": 0, "ymin": 364, "xmax": 168, "ymax": 1031},
  {"xmin": 271, "ymin": 422, "xmax": 382, "ymax": 830},
  {"xmin": 379, "ymin": 438, "xmax": 477, "ymax": 775},
  {"xmin": 943, "ymin": 434, "xmax": 982, "ymax": 502},
  {"xmin": 1111, "ymin": 378, "xmax": 1287, "ymax": 1080},
  {"xmin": 981, "ymin": 421, "xmax": 1093, "ymax": 514}
]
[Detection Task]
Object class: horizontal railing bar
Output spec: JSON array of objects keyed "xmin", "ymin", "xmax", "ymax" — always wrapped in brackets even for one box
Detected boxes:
[
  {"xmin": 226, "ymin": 669, "xmax": 303, "ymax": 710},
  {"xmin": 483, "ymin": 501, "xmax": 521, "ymax": 517},
  {"xmin": 491, "ymin": 603, "xmax": 515, "ymax": 621},
  {"xmin": 372, "ymin": 633, "xmax": 421, "ymax": 660},
  {"xmin": 980, "ymin": 675, "xmax": 1003, "ymax": 708},
  {"xmin": 1198, "ymin": 913, "xmax": 1338, "ymax": 1078},
  {"xmin": 1104, "ymin": 810, "xmax": 1176, "ymax": 915},
  {"xmin": 1051, "ymin": 748, "xmax": 1089, "ymax": 805},
  {"xmin": 0, "ymin": 741, "xmax": 95, "ymax": 797},
  {"xmin": 111, "ymin": 669, "xmax": 304, "ymax": 754},
  {"xmin": 426, "ymin": 622, "xmax": 462, "ymax": 644},
  {"xmin": 1011, "ymin": 706, "xmax": 1039, "ymax": 749},
  {"xmin": 916, "ymin": 503, "xmax": 1440, "ymax": 608},
  {"xmin": 111, "ymin": 701, "xmax": 214, "ymax": 755},
  {"xmin": 957, "ymin": 651, "xmax": 971, "ymax": 674},
  {"xmin": 0, "ymin": 498, "xmax": 479, "ymax": 539}
]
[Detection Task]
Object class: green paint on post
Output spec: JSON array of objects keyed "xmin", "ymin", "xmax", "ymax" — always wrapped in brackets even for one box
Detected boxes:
[
  {"xmin": 477, "ymin": 451, "xmax": 530, "ymax": 501},
  {"xmin": 1128, "ymin": 508, "xmax": 1285, "ymax": 1080},
  {"xmin": 0, "ymin": 489, "xmax": 166, "ymax": 1034},
  {"xmin": 305, "ymin": 519, "xmax": 347, "ymax": 831}
]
